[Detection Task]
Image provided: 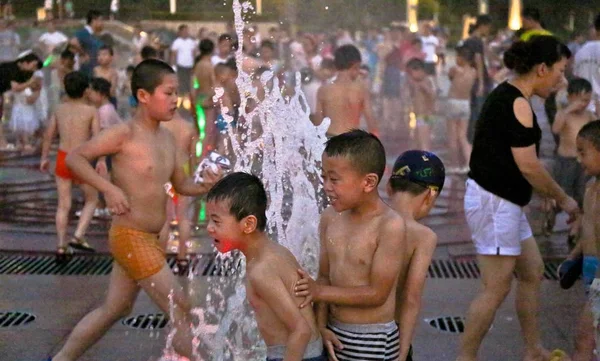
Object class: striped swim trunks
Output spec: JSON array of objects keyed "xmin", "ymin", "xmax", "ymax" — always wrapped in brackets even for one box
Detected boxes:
[{"xmin": 327, "ymin": 319, "xmax": 400, "ymax": 361}]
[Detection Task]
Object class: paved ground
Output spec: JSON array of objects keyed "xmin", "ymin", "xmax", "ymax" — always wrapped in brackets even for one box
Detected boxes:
[{"xmin": 0, "ymin": 60, "xmax": 587, "ymax": 360}]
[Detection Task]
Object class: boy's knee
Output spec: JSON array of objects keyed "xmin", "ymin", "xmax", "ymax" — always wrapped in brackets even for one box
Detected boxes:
[
  {"xmin": 103, "ymin": 302, "xmax": 134, "ymax": 320},
  {"xmin": 519, "ymin": 262, "xmax": 544, "ymax": 284},
  {"xmin": 482, "ymin": 281, "xmax": 512, "ymax": 304}
]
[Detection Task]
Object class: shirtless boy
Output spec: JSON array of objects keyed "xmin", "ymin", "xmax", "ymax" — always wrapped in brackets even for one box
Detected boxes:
[
  {"xmin": 386, "ymin": 150, "xmax": 445, "ymax": 361},
  {"xmin": 314, "ymin": 45, "xmax": 378, "ymax": 138},
  {"xmin": 406, "ymin": 58, "xmax": 437, "ymax": 151},
  {"xmin": 41, "ymin": 71, "xmax": 103, "ymax": 260},
  {"xmin": 47, "ymin": 59, "xmax": 220, "ymax": 361},
  {"xmin": 446, "ymin": 47, "xmax": 477, "ymax": 174},
  {"xmin": 191, "ymin": 39, "xmax": 217, "ymax": 156},
  {"xmin": 159, "ymin": 112, "xmax": 198, "ymax": 274},
  {"xmin": 206, "ymin": 172, "xmax": 326, "ymax": 361},
  {"xmin": 93, "ymin": 45, "xmax": 118, "ymax": 108},
  {"xmin": 295, "ymin": 130, "xmax": 407, "ymax": 360}
]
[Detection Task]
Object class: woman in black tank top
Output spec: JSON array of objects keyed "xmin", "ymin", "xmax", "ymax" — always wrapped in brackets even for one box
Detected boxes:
[{"xmin": 458, "ymin": 36, "xmax": 580, "ymax": 361}]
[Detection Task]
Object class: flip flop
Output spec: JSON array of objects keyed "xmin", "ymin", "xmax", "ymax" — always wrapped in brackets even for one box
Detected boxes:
[
  {"xmin": 549, "ymin": 349, "xmax": 569, "ymax": 361},
  {"xmin": 558, "ymin": 256, "xmax": 583, "ymax": 290},
  {"xmin": 55, "ymin": 246, "xmax": 73, "ymax": 264},
  {"xmin": 68, "ymin": 237, "xmax": 96, "ymax": 253}
]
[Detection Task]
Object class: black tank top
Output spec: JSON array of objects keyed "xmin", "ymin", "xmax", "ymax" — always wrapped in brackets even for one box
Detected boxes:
[{"xmin": 468, "ymin": 82, "xmax": 542, "ymax": 206}]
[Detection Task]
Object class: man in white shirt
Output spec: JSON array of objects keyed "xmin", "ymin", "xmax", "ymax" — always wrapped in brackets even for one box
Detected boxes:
[
  {"xmin": 39, "ymin": 20, "xmax": 68, "ymax": 56},
  {"xmin": 170, "ymin": 24, "xmax": 197, "ymax": 95},
  {"xmin": 211, "ymin": 33, "xmax": 233, "ymax": 66},
  {"xmin": 420, "ymin": 24, "xmax": 440, "ymax": 76},
  {"xmin": 574, "ymin": 14, "xmax": 600, "ymax": 115}
]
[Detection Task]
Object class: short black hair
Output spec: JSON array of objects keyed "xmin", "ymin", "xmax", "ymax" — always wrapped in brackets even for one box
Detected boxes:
[
  {"xmin": 60, "ymin": 49, "xmax": 75, "ymax": 61},
  {"xmin": 568, "ymin": 78, "xmax": 592, "ymax": 95},
  {"xmin": 321, "ymin": 58, "xmax": 335, "ymax": 70},
  {"xmin": 475, "ymin": 15, "xmax": 492, "ymax": 29},
  {"xmin": 260, "ymin": 40, "xmax": 275, "ymax": 51},
  {"xmin": 389, "ymin": 177, "xmax": 429, "ymax": 196},
  {"xmin": 334, "ymin": 44, "xmax": 361, "ymax": 70},
  {"xmin": 140, "ymin": 45, "xmax": 158, "ymax": 60},
  {"xmin": 406, "ymin": 58, "xmax": 425, "ymax": 70},
  {"xmin": 504, "ymin": 36, "xmax": 571, "ymax": 75},
  {"xmin": 206, "ymin": 172, "xmax": 268, "ymax": 232},
  {"xmin": 99, "ymin": 45, "xmax": 114, "ymax": 56},
  {"xmin": 456, "ymin": 46, "xmax": 475, "ymax": 64},
  {"xmin": 16, "ymin": 52, "xmax": 41, "ymax": 65},
  {"xmin": 90, "ymin": 77, "xmax": 111, "ymax": 98},
  {"xmin": 225, "ymin": 57, "xmax": 238, "ymax": 72},
  {"xmin": 199, "ymin": 39, "xmax": 215, "ymax": 58},
  {"xmin": 126, "ymin": 65, "xmax": 135, "ymax": 73},
  {"xmin": 324, "ymin": 129, "xmax": 386, "ymax": 184},
  {"xmin": 218, "ymin": 33, "xmax": 232, "ymax": 43},
  {"xmin": 522, "ymin": 7, "xmax": 541, "ymax": 22},
  {"xmin": 178, "ymin": 24, "xmax": 188, "ymax": 32},
  {"xmin": 86, "ymin": 10, "xmax": 102, "ymax": 25},
  {"xmin": 578, "ymin": 120, "xmax": 600, "ymax": 152},
  {"xmin": 131, "ymin": 59, "xmax": 175, "ymax": 101},
  {"xmin": 64, "ymin": 71, "xmax": 89, "ymax": 99}
]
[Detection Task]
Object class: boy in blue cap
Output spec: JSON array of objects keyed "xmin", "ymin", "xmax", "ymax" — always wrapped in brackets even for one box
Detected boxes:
[{"xmin": 386, "ymin": 150, "xmax": 445, "ymax": 361}]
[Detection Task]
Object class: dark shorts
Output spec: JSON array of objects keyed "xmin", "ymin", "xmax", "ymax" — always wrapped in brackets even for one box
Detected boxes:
[
  {"xmin": 382, "ymin": 66, "xmax": 402, "ymax": 98},
  {"xmin": 553, "ymin": 155, "xmax": 589, "ymax": 207},
  {"xmin": 424, "ymin": 62, "xmax": 436, "ymax": 75},
  {"xmin": 177, "ymin": 66, "xmax": 193, "ymax": 94},
  {"xmin": 267, "ymin": 355, "xmax": 326, "ymax": 361}
]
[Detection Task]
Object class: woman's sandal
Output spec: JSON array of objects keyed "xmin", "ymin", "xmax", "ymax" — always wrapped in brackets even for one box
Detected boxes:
[
  {"xmin": 175, "ymin": 258, "xmax": 190, "ymax": 275},
  {"xmin": 68, "ymin": 236, "xmax": 96, "ymax": 253},
  {"xmin": 55, "ymin": 246, "xmax": 73, "ymax": 264}
]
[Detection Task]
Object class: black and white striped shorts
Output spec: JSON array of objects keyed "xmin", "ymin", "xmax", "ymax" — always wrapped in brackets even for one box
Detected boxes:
[{"xmin": 327, "ymin": 319, "xmax": 400, "ymax": 361}]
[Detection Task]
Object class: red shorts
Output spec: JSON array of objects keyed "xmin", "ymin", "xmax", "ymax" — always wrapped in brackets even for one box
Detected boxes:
[{"xmin": 55, "ymin": 149, "xmax": 81, "ymax": 183}]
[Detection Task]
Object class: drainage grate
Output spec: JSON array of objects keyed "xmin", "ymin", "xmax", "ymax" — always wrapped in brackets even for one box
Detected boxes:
[
  {"xmin": 122, "ymin": 313, "xmax": 168, "ymax": 329},
  {"xmin": 426, "ymin": 316, "xmax": 466, "ymax": 333},
  {"xmin": 0, "ymin": 253, "xmax": 241, "ymax": 276},
  {"xmin": 0, "ymin": 311, "xmax": 36, "ymax": 327},
  {"xmin": 427, "ymin": 259, "xmax": 561, "ymax": 280}
]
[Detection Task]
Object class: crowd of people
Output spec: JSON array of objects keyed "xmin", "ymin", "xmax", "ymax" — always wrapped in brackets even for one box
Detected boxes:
[{"xmin": 0, "ymin": 4, "xmax": 600, "ymax": 361}]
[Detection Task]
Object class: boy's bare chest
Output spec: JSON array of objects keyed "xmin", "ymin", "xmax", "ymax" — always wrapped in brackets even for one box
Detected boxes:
[
  {"xmin": 326, "ymin": 225, "xmax": 378, "ymax": 268},
  {"xmin": 123, "ymin": 137, "xmax": 174, "ymax": 180}
]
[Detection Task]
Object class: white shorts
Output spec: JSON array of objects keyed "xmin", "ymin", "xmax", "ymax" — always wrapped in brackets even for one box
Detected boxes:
[
  {"xmin": 464, "ymin": 179, "xmax": 533, "ymax": 256},
  {"xmin": 446, "ymin": 99, "xmax": 470, "ymax": 120}
]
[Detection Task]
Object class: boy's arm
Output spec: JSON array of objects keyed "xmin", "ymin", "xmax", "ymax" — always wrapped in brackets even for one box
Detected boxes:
[
  {"xmin": 171, "ymin": 135, "xmax": 221, "ymax": 197},
  {"xmin": 90, "ymin": 110, "xmax": 107, "ymax": 175},
  {"xmin": 249, "ymin": 268, "xmax": 312, "ymax": 361},
  {"xmin": 93, "ymin": 66, "xmax": 99, "ymax": 77},
  {"xmin": 397, "ymin": 229, "xmax": 437, "ymax": 361},
  {"xmin": 40, "ymin": 113, "xmax": 58, "ymax": 172},
  {"xmin": 448, "ymin": 66, "xmax": 456, "ymax": 80},
  {"xmin": 312, "ymin": 86, "xmax": 325, "ymax": 126},
  {"xmin": 362, "ymin": 87, "xmax": 379, "ymax": 136},
  {"xmin": 110, "ymin": 70, "xmax": 119, "ymax": 96},
  {"xmin": 551, "ymin": 109, "xmax": 568, "ymax": 135},
  {"xmin": 314, "ymin": 217, "xmax": 407, "ymax": 307}
]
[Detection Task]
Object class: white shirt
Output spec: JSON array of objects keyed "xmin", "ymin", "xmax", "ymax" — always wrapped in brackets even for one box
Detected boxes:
[
  {"xmin": 211, "ymin": 54, "xmax": 230, "ymax": 66},
  {"xmin": 170, "ymin": 37, "xmax": 197, "ymax": 68},
  {"xmin": 574, "ymin": 40, "xmax": 600, "ymax": 112},
  {"xmin": 421, "ymin": 35, "xmax": 439, "ymax": 63},
  {"xmin": 39, "ymin": 31, "xmax": 68, "ymax": 49}
]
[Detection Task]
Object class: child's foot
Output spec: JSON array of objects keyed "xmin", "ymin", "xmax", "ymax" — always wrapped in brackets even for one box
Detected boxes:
[
  {"xmin": 55, "ymin": 246, "xmax": 73, "ymax": 264},
  {"xmin": 68, "ymin": 236, "xmax": 96, "ymax": 253},
  {"xmin": 557, "ymin": 255, "xmax": 583, "ymax": 289}
]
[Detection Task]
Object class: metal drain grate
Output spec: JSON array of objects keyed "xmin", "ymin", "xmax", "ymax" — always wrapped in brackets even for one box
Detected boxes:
[
  {"xmin": 427, "ymin": 259, "xmax": 561, "ymax": 280},
  {"xmin": 122, "ymin": 313, "xmax": 168, "ymax": 329},
  {"xmin": 0, "ymin": 311, "xmax": 36, "ymax": 327},
  {"xmin": 0, "ymin": 253, "xmax": 241, "ymax": 276},
  {"xmin": 426, "ymin": 316, "xmax": 466, "ymax": 333}
]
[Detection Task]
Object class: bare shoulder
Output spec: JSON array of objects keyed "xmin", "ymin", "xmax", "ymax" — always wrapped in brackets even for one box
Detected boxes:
[
  {"xmin": 380, "ymin": 208, "xmax": 407, "ymax": 239},
  {"xmin": 513, "ymin": 97, "xmax": 534, "ymax": 128},
  {"xmin": 411, "ymin": 221, "xmax": 437, "ymax": 248},
  {"xmin": 320, "ymin": 205, "xmax": 337, "ymax": 224}
]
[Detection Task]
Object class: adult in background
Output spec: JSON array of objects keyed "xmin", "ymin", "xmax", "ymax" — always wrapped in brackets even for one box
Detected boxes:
[
  {"xmin": 39, "ymin": 19, "xmax": 68, "ymax": 57},
  {"xmin": 520, "ymin": 7, "xmax": 552, "ymax": 42},
  {"xmin": 456, "ymin": 36, "xmax": 579, "ymax": 361},
  {"xmin": 170, "ymin": 24, "xmax": 197, "ymax": 96},
  {"xmin": 70, "ymin": 10, "xmax": 104, "ymax": 78},
  {"xmin": 573, "ymin": 14, "xmax": 600, "ymax": 116},
  {"xmin": 0, "ymin": 19, "xmax": 20, "ymax": 63},
  {"xmin": 462, "ymin": 15, "xmax": 493, "ymax": 143},
  {"xmin": 420, "ymin": 23, "xmax": 439, "ymax": 78}
]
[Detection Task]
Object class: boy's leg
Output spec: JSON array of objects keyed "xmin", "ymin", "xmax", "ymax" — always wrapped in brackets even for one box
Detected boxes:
[
  {"xmin": 457, "ymin": 255, "xmax": 516, "ymax": 361},
  {"xmin": 138, "ymin": 264, "xmax": 194, "ymax": 358},
  {"xmin": 55, "ymin": 176, "xmax": 72, "ymax": 249},
  {"xmin": 457, "ymin": 118, "xmax": 472, "ymax": 167},
  {"xmin": 176, "ymin": 196, "xmax": 192, "ymax": 261},
  {"xmin": 73, "ymin": 183, "xmax": 99, "ymax": 240},
  {"xmin": 446, "ymin": 119, "xmax": 460, "ymax": 168},
  {"xmin": 514, "ymin": 237, "xmax": 550, "ymax": 361},
  {"xmin": 572, "ymin": 303, "xmax": 595, "ymax": 361},
  {"xmin": 53, "ymin": 263, "xmax": 140, "ymax": 361},
  {"xmin": 416, "ymin": 124, "xmax": 431, "ymax": 151}
]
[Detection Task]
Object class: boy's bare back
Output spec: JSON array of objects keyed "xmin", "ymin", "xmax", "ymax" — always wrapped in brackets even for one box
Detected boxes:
[
  {"xmin": 448, "ymin": 66, "xmax": 476, "ymax": 100},
  {"xmin": 246, "ymin": 241, "xmax": 320, "ymax": 346},
  {"xmin": 409, "ymin": 77, "xmax": 436, "ymax": 117},
  {"xmin": 54, "ymin": 101, "xmax": 98, "ymax": 151},
  {"xmin": 317, "ymin": 81, "xmax": 366, "ymax": 136},
  {"xmin": 320, "ymin": 204, "xmax": 406, "ymax": 324},
  {"xmin": 161, "ymin": 114, "xmax": 197, "ymax": 162},
  {"xmin": 193, "ymin": 60, "xmax": 215, "ymax": 99}
]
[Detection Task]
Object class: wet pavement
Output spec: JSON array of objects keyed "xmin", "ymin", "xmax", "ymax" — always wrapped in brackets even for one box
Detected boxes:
[{"xmin": 0, "ymin": 70, "xmax": 587, "ymax": 360}]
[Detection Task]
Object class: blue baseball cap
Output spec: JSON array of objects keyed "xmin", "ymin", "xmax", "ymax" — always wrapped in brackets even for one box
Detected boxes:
[{"xmin": 391, "ymin": 150, "xmax": 446, "ymax": 192}]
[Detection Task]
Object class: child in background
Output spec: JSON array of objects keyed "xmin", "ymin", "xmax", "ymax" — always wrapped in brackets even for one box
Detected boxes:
[
  {"xmin": 89, "ymin": 77, "xmax": 122, "ymax": 131},
  {"xmin": 49, "ymin": 49, "xmax": 75, "ymax": 114},
  {"xmin": 10, "ymin": 56, "xmax": 44, "ymax": 153},
  {"xmin": 386, "ymin": 150, "xmax": 445, "ymax": 361},
  {"xmin": 406, "ymin": 58, "xmax": 436, "ymax": 151},
  {"xmin": 446, "ymin": 46, "xmax": 477, "ymax": 174},
  {"xmin": 93, "ymin": 45, "xmax": 119, "ymax": 109},
  {"xmin": 207, "ymin": 172, "xmax": 325, "ymax": 361}
]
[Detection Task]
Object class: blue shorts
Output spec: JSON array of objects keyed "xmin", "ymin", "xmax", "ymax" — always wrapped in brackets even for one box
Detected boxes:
[
  {"xmin": 216, "ymin": 114, "xmax": 236, "ymax": 132},
  {"xmin": 583, "ymin": 256, "xmax": 599, "ymax": 294}
]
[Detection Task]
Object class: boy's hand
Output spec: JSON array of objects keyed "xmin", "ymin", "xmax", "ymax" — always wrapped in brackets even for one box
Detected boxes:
[
  {"xmin": 558, "ymin": 195, "xmax": 580, "ymax": 224},
  {"xmin": 105, "ymin": 185, "xmax": 130, "ymax": 216},
  {"xmin": 320, "ymin": 328, "xmax": 342, "ymax": 361},
  {"xmin": 295, "ymin": 268, "xmax": 318, "ymax": 308},
  {"xmin": 40, "ymin": 158, "xmax": 50, "ymax": 173},
  {"xmin": 201, "ymin": 166, "xmax": 223, "ymax": 189}
]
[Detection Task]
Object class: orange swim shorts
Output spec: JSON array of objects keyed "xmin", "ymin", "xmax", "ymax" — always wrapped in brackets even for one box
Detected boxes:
[
  {"xmin": 109, "ymin": 225, "xmax": 166, "ymax": 281},
  {"xmin": 55, "ymin": 149, "xmax": 81, "ymax": 183}
]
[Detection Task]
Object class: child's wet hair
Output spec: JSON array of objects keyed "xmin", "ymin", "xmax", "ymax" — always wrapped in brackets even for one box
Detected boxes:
[
  {"xmin": 60, "ymin": 49, "xmax": 75, "ymax": 61},
  {"xmin": 321, "ymin": 58, "xmax": 336, "ymax": 71},
  {"xmin": 199, "ymin": 39, "xmax": 215, "ymax": 57},
  {"xmin": 131, "ymin": 59, "xmax": 175, "ymax": 101},
  {"xmin": 207, "ymin": 172, "xmax": 268, "ymax": 232},
  {"xmin": 64, "ymin": 71, "xmax": 89, "ymax": 99},
  {"xmin": 90, "ymin": 77, "xmax": 111, "ymax": 98},
  {"xmin": 578, "ymin": 120, "xmax": 600, "ymax": 151},
  {"xmin": 334, "ymin": 44, "xmax": 361, "ymax": 70},
  {"xmin": 567, "ymin": 77, "xmax": 592, "ymax": 95},
  {"xmin": 389, "ymin": 177, "xmax": 429, "ymax": 195},
  {"xmin": 324, "ymin": 129, "xmax": 386, "ymax": 184},
  {"xmin": 99, "ymin": 45, "xmax": 114, "ymax": 56},
  {"xmin": 140, "ymin": 45, "xmax": 158, "ymax": 60},
  {"xmin": 406, "ymin": 58, "xmax": 426, "ymax": 71},
  {"xmin": 456, "ymin": 45, "xmax": 475, "ymax": 65}
]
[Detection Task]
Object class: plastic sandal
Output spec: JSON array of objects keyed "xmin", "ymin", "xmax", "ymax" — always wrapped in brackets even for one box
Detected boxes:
[
  {"xmin": 68, "ymin": 236, "xmax": 96, "ymax": 253},
  {"xmin": 55, "ymin": 246, "xmax": 73, "ymax": 264},
  {"xmin": 558, "ymin": 256, "xmax": 583, "ymax": 290}
]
